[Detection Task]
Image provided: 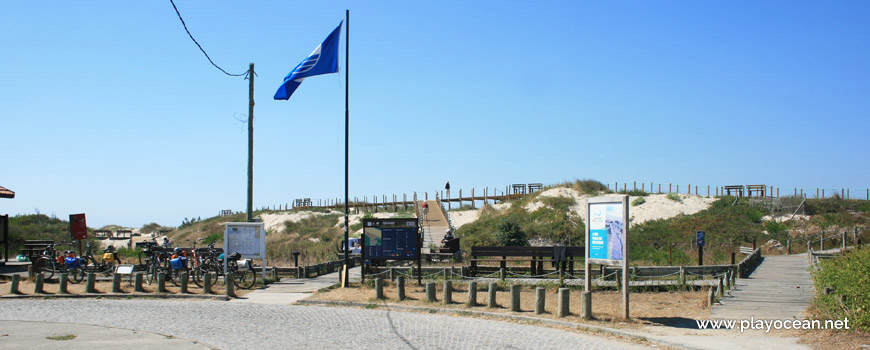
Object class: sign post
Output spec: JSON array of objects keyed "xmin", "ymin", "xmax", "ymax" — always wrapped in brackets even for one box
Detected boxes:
[
  {"xmin": 70, "ymin": 213, "xmax": 87, "ymax": 256},
  {"xmin": 224, "ymin": 222, "xmax": 267, "ymax": 281},
  {"xmin": 585, "ymin": 195, "xmax": 630, "ymax": 320},
  {"xmin": 696, "ymin": 231, "xmax": 705, "ymax": 266},
  {"xmin": 362, "ymin": 218, "xmax": 420, "ymax": 285}
]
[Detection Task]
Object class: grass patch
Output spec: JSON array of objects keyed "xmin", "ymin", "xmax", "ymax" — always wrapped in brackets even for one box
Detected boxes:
[
  {"xmin": 631, "ymin": 197, "xmax": 646, "ymax": 206},
  {"xmin": 812, "ymin": 247, "xmax": 870, "ymax": 332},
  {"xmin": 46, "ymin": 334, "xmax": 76, "ymax": 341},
  {"xmin": 666, "ymin": 193, "xmax": 682, "ymax": 203}
]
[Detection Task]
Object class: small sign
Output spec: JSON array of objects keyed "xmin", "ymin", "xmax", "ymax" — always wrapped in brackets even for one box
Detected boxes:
[
  {"xmin": 70, "ymin": 214, "xmax": 87, "ymax": 240},
  {"xmin": 115, "ymin": 264, "xmax": 134, "ymax": 275},
  {"xmin": 696, "ymin": 231, "xmax": 706, "ymax": 247}
]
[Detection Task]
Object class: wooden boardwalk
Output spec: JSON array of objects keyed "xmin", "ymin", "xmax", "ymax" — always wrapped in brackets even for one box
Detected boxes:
[
  {"xmin": 711, "ymin": 254, "xmax": 813, "ymax": 320},
  {"xmin": 421, "ymin": 200, "xmax": 449, "ymax": 253}
]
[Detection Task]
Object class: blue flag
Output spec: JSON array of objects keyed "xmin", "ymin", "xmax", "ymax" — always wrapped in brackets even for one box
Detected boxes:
[{"xmin": 274, "ymin": 22, "xmax": 342, "ymax": 100}]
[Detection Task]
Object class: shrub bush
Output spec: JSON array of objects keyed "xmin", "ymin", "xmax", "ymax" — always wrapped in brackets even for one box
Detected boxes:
[{"xmin": 813, "ymin": 247, "xmax": 870, "ymax": 332}]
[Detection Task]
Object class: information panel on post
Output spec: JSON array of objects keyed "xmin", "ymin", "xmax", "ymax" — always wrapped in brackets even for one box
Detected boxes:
[
  {"xmin": 586, "ymin": 196, "xmax": 629, "ymax": 267},
  {"xmin": 362, "ymin": 218, "xmax": 419, "ymax": 260},
  {"xmin": 224, "ymin": 222, "xmax": 267, "ymax": 279}
]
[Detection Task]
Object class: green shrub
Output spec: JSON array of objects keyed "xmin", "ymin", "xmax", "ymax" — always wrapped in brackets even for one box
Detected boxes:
[
  {"xmin": 764, "ymin": 220, "xmax": 788, "ymax": 235},
  {"xmin": 622, "ymin": 189, "xmax": 649, "ymax": 197},
  {"xmin": 202, "ymin": 232, "xmax": 223, "ymax": 245},
  {"xmin": 631, "ymin": 197, "xmax": 646, "ymax": 206},
  {"xmin": 540, "ymin": 196, "xmax": 575, "ymax": 212},
  {"xmin": 813, "ymin": 247, "xmax": 870, "ymax": 332},
  {"xmin": 666, "ymin": 193, "xmax": 682, "ymax": 203},
  {"xmin": 496, "ymin": 217, "xmax": 528, "ymax": 246},
  {"xmin": 569, "ymin": 179, "xmax": 608, "ymax": 195}
]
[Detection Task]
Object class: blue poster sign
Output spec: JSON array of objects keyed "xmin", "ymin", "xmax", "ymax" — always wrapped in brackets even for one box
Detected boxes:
[
  {"xmin": 696, "ymin": 231, "xmax": 705, "ymax": 247},
  {"xmin": 588, "ymin": 202, "xmax": 625, "ymax": 262}
]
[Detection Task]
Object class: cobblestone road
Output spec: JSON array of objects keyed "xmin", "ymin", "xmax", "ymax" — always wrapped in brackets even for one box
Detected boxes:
[{"xmin": 0, "ymin": 300, "xmax": 649, "ymax": 349}]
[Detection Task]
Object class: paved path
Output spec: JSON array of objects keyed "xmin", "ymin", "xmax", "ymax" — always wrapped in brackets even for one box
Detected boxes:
[
  {"xmin": 236, "ymin": 267, "xmax": 361, "ymax": 304},
  {"xmin": 711, "ymin": 254, "xmax": 813, "ymax": 320},
  {"xmin": 421, "ymin": 200, "xmax": 449, "ymax": 253},
  {"xmin": 0, "ymin": 299, "xmax": 650, "ymax": 350}
]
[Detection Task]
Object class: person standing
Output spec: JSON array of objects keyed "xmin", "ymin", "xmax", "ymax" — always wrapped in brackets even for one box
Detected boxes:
[{"xmin": 421, "ymin": 201, "xmax": 429, "ymax": 221}]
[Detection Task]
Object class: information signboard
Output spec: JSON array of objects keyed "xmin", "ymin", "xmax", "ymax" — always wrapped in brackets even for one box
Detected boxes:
[
  {"xmin": 586, "ymin": 198, "xmax": 628, "ymax": 266},
  {"xmin": 224, "ymin": 222, "xmax": 267, "ymax": 280},
  {"xmin": 362, "ymin": 218, "xmax": 419, "ymax": 260},
  {"xmin": 585, "ymin": 195, "xmax": 630, "ymax": 320},
  {"xmin": 69, "ymin": 214, "xmax": 87, "ymax": 240},
  {"xmin": 696, "ymin": 231, "xmax": 706, "ymax": 247}
]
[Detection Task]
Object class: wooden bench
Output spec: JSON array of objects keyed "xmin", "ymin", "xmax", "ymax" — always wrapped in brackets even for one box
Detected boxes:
[
  {"xmin": 469, "ymin": 246, "xmax": 584, "ymax": 277},
  {"xmin": 528, "ymin": 183, "xmax": 543, "ymax": 193},
  {"xmin": 20, "ymin": 240, "xmax": 54, "ymax": 262}
]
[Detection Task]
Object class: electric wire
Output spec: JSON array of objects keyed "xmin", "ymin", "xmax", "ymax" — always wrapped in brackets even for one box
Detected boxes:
[{"xmin": 169, "ymin": 0, "xmax": 248, "ymax": 77}]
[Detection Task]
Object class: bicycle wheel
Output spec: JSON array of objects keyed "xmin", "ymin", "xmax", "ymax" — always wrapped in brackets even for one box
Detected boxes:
[
  {"xmin": 145, "ymin": 261, "xmax": 158, "ymax": 285},
  {"xmin": 170, "ymin": 267, "xmax": 190, "ymax": 287},
  {"xmin": 232, "ymin": 267, "xmax": 256, "ymax": 289},
  {"xmin": 69, "ymin": 265, "xmax": 86, "ymax": 284},
  {"xmin": 33, "ymin": 258, "xmax": 55, "ymax": 280}
]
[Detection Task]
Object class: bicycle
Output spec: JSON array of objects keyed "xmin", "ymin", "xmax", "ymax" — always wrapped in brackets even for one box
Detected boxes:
[
  {"xmin": 32, "ymin": 243, "xmax": 86, "ymax": 283},
  {"xmin": 192, "ymin": 244, "xmax": 255, "ymax": 289},
  {"xmin": 81, "ymin": 241, "xmax": 121, "ymax": 277}
]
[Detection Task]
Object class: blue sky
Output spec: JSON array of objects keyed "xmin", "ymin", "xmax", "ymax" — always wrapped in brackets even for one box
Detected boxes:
[{"xmin": 2, "ymin": 1, "xmax": 868, "ymax": 228}]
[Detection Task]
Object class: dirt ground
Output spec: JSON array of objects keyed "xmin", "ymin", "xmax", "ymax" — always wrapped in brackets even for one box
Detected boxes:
[{"xmin": 308, "ymin": 280, "xmax": 710, "ymax": 327}]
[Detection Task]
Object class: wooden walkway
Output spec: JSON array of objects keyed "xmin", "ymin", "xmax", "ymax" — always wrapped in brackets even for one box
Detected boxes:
[
  {"xmin": 711, "ymin": 254, "xmax": 813, "ymax": 320},
  {"xmin": 421, "ymin": 200, "xmax": 449, "ymax": 254}
]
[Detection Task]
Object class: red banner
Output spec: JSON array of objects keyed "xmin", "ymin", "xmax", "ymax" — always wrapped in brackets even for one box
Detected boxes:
[{"xmin": 70, "ymin": 214, "xmax": 87, "ymax": 240}]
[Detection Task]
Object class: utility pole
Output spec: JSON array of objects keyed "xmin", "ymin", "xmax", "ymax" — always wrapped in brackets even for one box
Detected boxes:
[{"xmin": 247, "ymin": 63, "xmax": 255, "ymax": 222}]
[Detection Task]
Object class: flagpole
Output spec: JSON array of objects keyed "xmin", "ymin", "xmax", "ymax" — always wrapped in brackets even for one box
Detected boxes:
[{"xmin": 342, "ymin": 9, "xmax": 350, "ymax": 288}]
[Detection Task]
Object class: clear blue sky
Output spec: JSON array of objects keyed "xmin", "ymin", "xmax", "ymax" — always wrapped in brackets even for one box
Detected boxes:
[{"xmin": 2, "ymin": 1, "xmax": 868, "ymax": 228}]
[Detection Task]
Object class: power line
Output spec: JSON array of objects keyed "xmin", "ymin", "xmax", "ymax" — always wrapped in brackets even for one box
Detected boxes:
[{"xmin": 169, "ymin": 0, "xmax": 247, "ymax": 77}]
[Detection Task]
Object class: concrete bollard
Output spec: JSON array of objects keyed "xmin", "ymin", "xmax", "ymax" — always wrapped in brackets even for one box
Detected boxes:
[
  {"xmin": 425, "ymin": 282, "xmax": 436, "ymax": 302},
  {"xmin": 34, "ymin": 273, "xmax": 44, "ymax": 294},
  {"xmin": 179, "ymin": 272, "xmax": 188, "ymax": 294},
  {"xmin": 10, "ymin": 274, "xmax": 20, "ymax": 294},
  {"xmin": 557, "ymin": 288, "xmax": 570, "ymax": 318},
  {"xmin": 86, "ymin": 272, "xmax": 96, "ymax": 293},
  {"xmin": 113, "ymin": 273, "xmax": 122, "ymax": 293},
  {"xmin": 28, "ymin": 265, "xmax": 35, "ymax": 281},
  {"xmin": 157, "ymin": 272, "xmax": 166, "ymax": 293},
  {"xmin": 707, "ymin": 288, "xmax": 714, "ymax": 308},
  {"xmin": 59, "ymin": 273, "xmax": 69, "ymax": 294},
  {"xmin": 224, "ymin": 277, "xmax": 236, "ymax": 298},
  {"xmin": 134, "ymin": 273, "xmax": 144, "ymax": 292},
  {"xmin": 226, "ymin": 275, "xmax": 236, "ymax": 298},
  {"xmin": 500, "ymin": 268, "xmax": 506, "ymax": 281},
  {"xmin": 535, "ymin": 287, "xmax": 546, "ymax": 315},
  {"xmin": 375, "ymin": 278, "xmax": 384, "ymax": 300},
  {"xmin": 443, "ymin": 280, "xmax": 453, "ymax": 304},
  {"xmin": 397, "ymin": 276, "xmax": 406, "ymax": 301},
  {"xmin": 488, "ymin": 282, "xmax": 498, "ymax": 308},
  {"xmin": 510, "ymin": 285, "xmax": 521, "ymax": 312},
  {"xmin": 581, "ymin": 291, "xmax": 592, "ymax": 320},
  {"xmin": 202, "ymin": 273, "xmax": 213, "ymax": 294},
  {"xmin": 467, "ymin": 281, "xmax": 477, "ymax": 307}
]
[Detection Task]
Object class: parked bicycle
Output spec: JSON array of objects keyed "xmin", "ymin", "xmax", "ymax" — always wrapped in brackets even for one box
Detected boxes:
[
  {"xmin": 81, "ymin": 241, "xmax": 121, "ymax": 276},
  {"xmin": 192, "ymin": 243, "xmax": 255, "ymax": 289},
  {"xmin": 32, "ymin": 243, "xmax": 86, "ymax": 283}
]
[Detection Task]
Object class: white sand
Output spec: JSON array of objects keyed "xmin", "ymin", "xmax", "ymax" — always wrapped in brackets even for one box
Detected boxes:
[
  {"xmin": 260, "ymin": 211, "xmax": 331, "ymax": 233},
  {"xmin": 450, "ymin": 187, "xmax": 717, "ymax": 228}
]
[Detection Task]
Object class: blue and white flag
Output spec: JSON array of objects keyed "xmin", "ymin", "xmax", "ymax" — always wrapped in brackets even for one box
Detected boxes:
[{"xmin": 274, "ymin": 22, "xmax": 342, "ymax": 100}]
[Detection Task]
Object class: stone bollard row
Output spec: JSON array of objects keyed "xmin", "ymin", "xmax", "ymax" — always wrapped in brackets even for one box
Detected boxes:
[
  {"xmin": 510, "ymin": 285, "xmax": 521, "ymax": 312},
  {"xmin": 59, "ymin": 273, "xmax": 69, "ymax": 294},
  {"xmin": 467, "ymin": 281, "xmax": 477, "ymax": 307},
  {"xmin": 488, "ymin": 282, "xmax": 498, "ymax": 308},
  {"xmin": 10, "ymin": 274, "xmax": 20, "ymax": 295}
]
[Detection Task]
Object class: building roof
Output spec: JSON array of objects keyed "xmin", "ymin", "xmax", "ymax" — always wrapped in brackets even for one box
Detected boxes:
[{"xmin": 0, "ymin": 186, "xmax": 14, "ymax": 199}]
